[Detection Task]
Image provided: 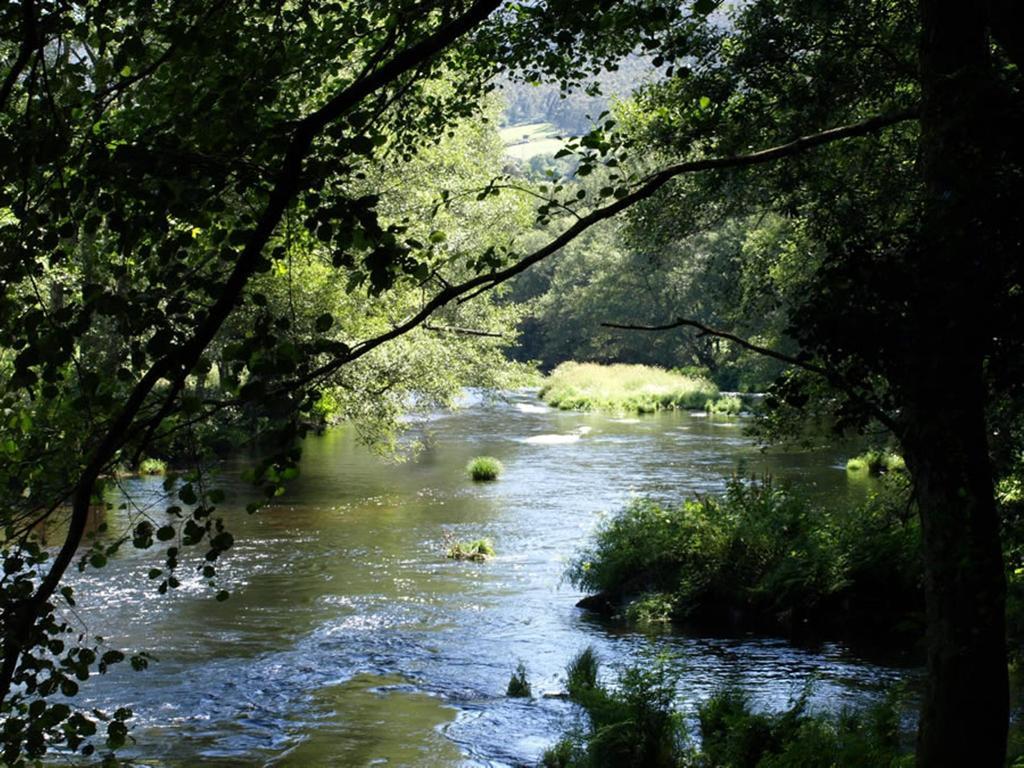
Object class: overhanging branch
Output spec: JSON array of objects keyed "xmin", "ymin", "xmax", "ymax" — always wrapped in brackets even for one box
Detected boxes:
[
  {"xmin": 601, "ymin": 318, "xmax": 831, "ymax": 377},
  {"xmin": 602, "ymin": 317, "xmax": 898, "ymax": 431},
  {"xmin": 297, "ymin": 106, "xmax": 917, "ymax": 388}
]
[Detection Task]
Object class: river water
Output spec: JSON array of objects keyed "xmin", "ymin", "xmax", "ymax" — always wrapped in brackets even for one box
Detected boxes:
[{"xmin": 68, "ymin": 390, "xmax": 913, "ymax": 766}]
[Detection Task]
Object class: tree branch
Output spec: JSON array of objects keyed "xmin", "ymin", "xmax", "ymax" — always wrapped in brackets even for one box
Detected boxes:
[
  {"xmin": 423, "ymin": 322, "xmax": 506, "ymax": 337},
  {"xmin": 296, "ymin": 106, "xmax": 917, "ymax": 388},
  {"xmin": 601, "ymin": 318, "xmax": 832, "ymax": 377},
  {"xmin": 602, "ymin": 317, "xmax": 898, "ymax": 431},
  {"xmin": 0, "ymin": 0, "xmax": 504, "ymax": 707},
  {"xmin": 0, "ymin": 0, "xmax": 38, "ymax": 113}
]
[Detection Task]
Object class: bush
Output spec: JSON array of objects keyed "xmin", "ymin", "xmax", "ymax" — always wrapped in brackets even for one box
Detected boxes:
[
  {"xmin": 467, "ymin": 456, "xmax": 502, "ymax": 481},
  {"xmin": 569, "ymin": 479, "xmax": 923, "ymax": 644},
  {"xmin": 507, "ymin": 661, "xmax": 532, "ymax": 697},
  {"xmin": 846, "ymin": 449, "xmax": 905, "ymax": 476},
  {"xmin": 539, "ymin": 362, "xmax": 718, "ymax": 414},
  {"xmin": 705, "ymin": 395, "xmax": 743, "ymax": 415},
  {"xmin": 138, "ymin": 457, "xmax": 167, "ymax": 475}
]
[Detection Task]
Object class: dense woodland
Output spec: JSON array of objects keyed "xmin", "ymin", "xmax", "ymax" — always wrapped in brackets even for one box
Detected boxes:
[{"xmin": 1, "ymin": 1, "xmax": 1023, "ymax": 766}]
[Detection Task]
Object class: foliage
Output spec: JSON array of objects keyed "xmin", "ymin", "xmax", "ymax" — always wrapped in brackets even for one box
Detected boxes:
[
  {"xmin": 0, "ymin": 0, "xmax": 701, "ymax": 761},
  {"xmin": 846, "ymin": 450, "xmax": 906, "ymax": 477},
  {"xmin": 569, "ymin": 478, "xmax": 924, "ymax": 644},
  {"xmin": 706, "ymin": 395, "xmax": 743, "ymax": 416},
  {"xmin": 511, "ymin": 215, "xmax": 794, "ymax": 393},
  {"xmin": 566, "ymin": 647, "xmax": 601, "ymax": 701},
  {"xmin": 467, "ymin": 456, "xmax": 503, "ymax": 481},
  {"xmin": 540, "ymin": 362, "xmax": 717, "ymax": 413},
  {"xmin": 137, "ymin": 458, "xmax": 168, "ymax": 476},
  {"xmin": 696, "ymin": 688, "xmax": 910, "ymax": 768},
  {"xmin": 546, "ymin": 650, "xmax": 687, "ymax": 768},
  {"xmin": 445, "ymin": 535, "xmax": 495, "ymax": 562},
  {"xmin": 507, "ymin": 661, "xmax": 532, "ymax": 698},
  {"xmin": 545, "ymin": 653, "xmax": 910, "ymax": 768}
]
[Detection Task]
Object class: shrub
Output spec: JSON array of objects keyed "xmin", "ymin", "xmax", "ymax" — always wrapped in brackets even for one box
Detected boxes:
[
  {"xmin": 506, "ymin": 661, "xmax": 532, "ymax": 698},
  {"xmin": 705, "ymin": 395, "xmax": 743, "ymax": 415},
  {"xmin": 539, "ymin": 362, "xmax": 718, "ymax": 414},
  {"xmin": 697, "ymin": 688, "xmax": 909, "ymax": 768},
  {"xmin": 138, "ymin": 457, "xmax": 167, "ymax": 475},
  {"xmin": 552, "ymin": 651, "xmax": 687, "ymax": 768},
  {"xmin": 467, "ymin": 456, "xmax": 502, "ymax": 481},
  {"xmin": 846, "ymin": 449, "xmax": 905, "ymax": 476},
  {"xmin": 543, "ymin": 652, "xmax": 911, "ymax": 768},
  {"xmin": 445, "ymin": 536, "xmax": 495, "ymax": 562},
  {"xmin": 569, "ymin": 479, "xmax": 923, "ymax": 643}
]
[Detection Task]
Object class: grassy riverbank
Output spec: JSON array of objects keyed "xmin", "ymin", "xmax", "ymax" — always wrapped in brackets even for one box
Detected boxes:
[
  {"xmin": 569, "ymin": 478, "xmax": 924, "ymax": 647},
  {"xmin": 539, "ymin": 362, "xmax": 719, "ymax": 414}
]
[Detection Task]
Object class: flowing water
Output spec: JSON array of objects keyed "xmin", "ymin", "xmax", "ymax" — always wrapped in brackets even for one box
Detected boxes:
[{"xmin": 68, "ymin": 390, "xmax": 915, "ymax": 766}]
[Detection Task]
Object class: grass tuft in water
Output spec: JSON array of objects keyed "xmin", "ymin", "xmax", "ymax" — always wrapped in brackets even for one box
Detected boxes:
[
  {"xmin": 138, "ymin": 457, "xmax": 168, "ymax": 475},
  {"xmin": 565, "ymin": 647, "xmax": 600, "ymax": 700},
  {"xmin": 506, "ymin": 661, "xmax": 532, "ymax": 698},
  {"xmin": 705, "ymin": 394, "xmax": 743, "ymax": 415},
  {"xmin": 444, "ymin": 532, "xmax": 495, "ymax": 562},
  {"xmin": 846, "ymin": 449, "xmax": 905, "ymax": 476},
  {"xmin": 467, "ymin": 456, "xmax": 502, "ymax": 481},
  {"xmin": 539, "ymin": 362, "xmax": 718, "ymax": 414}
]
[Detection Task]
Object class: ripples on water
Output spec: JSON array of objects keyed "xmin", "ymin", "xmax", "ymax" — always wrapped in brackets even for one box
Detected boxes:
[{"xmin": 67, "ymin": 390, "xmax": 915, "ymax": 766}]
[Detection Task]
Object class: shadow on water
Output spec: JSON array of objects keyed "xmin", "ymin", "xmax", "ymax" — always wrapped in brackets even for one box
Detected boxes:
[{"xmin": 65, "ymin": 389, "xmax": 917, "ymax": 766}]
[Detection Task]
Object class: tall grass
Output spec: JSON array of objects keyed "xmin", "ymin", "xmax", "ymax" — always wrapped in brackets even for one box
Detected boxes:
[
  {"xmin": 697, "ymin": 688, "xmax": 909, "ymax": 768},
  {"xmin": 705, "ymin": 395, "xmax": 743, "ymax": 416},
  {"xmin": 539, "ymin": 362, "xmax": 718, "ymax": 414}
]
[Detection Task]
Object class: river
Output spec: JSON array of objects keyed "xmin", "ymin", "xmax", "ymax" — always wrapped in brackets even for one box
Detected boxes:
[{"xmin": 67, "ymin": 390, "xmax": 914, "ymax": 766}]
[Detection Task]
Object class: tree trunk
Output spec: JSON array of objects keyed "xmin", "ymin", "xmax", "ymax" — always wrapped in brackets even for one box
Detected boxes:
[
  {"xmin": 902, "ymin": 373, "xmax": 1008, "ymax": 766},
  {"xmin": 911, "ymin": 0, "xmax": 1009, "ymax": 763}
]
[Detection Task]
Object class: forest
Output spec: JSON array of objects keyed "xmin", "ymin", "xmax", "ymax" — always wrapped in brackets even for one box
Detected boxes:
[{"xmin": 0, "ymin": 0, "xmax": 1022, "ymax": 766}]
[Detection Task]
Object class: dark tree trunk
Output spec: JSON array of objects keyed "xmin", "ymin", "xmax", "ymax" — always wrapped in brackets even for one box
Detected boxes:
[
  {"xmin": 902, "ymin": 369, "xmax": 1007, "ymax": 766},
  {"xmin": 910, "ymin": 0, "xmax": 1009, "ymax": 763}
]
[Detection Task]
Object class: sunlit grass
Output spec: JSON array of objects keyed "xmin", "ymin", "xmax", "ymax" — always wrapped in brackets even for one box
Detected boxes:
[
  {"xmin": 138, "ymin": 457, "xmax": 168, "ymax": 475},
  {"xmin": 499, "ymin": 122, "xmax": 564, "ymax": 160},
  {"xmin": 846, "ymin": 449, "xmax": 905, "ymax": 476},
  {"xmin": 467, "ymin": 456, "xmax": 502, "ymax": 481},
  {"xmin": 705, "ymin": 395, "xmax": 743, "ymax": 415},
  {"xmin": 539, "ymin": 362, "xmax": 718, "ymax": 413}
]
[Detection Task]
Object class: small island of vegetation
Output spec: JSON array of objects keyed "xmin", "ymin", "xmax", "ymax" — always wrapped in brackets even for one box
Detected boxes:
[{"xmin": 539, "ymin": 362, "xmax": 719, "ymax": 414}]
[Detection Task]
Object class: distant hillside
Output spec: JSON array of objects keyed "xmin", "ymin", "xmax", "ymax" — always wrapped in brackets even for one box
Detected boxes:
[{"xmin": 497, "ymin": 55, "xmax": 658, "ymax": 137}]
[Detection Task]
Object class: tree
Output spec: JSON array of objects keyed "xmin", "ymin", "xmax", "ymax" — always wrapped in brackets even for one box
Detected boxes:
[
  {"xmin": 0, "ymin": 1, "xmax": 694, "ymax": 763},
  {"xmin": 598, "ymin": 0, "xmax": 1023, "ymax": 763}
]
